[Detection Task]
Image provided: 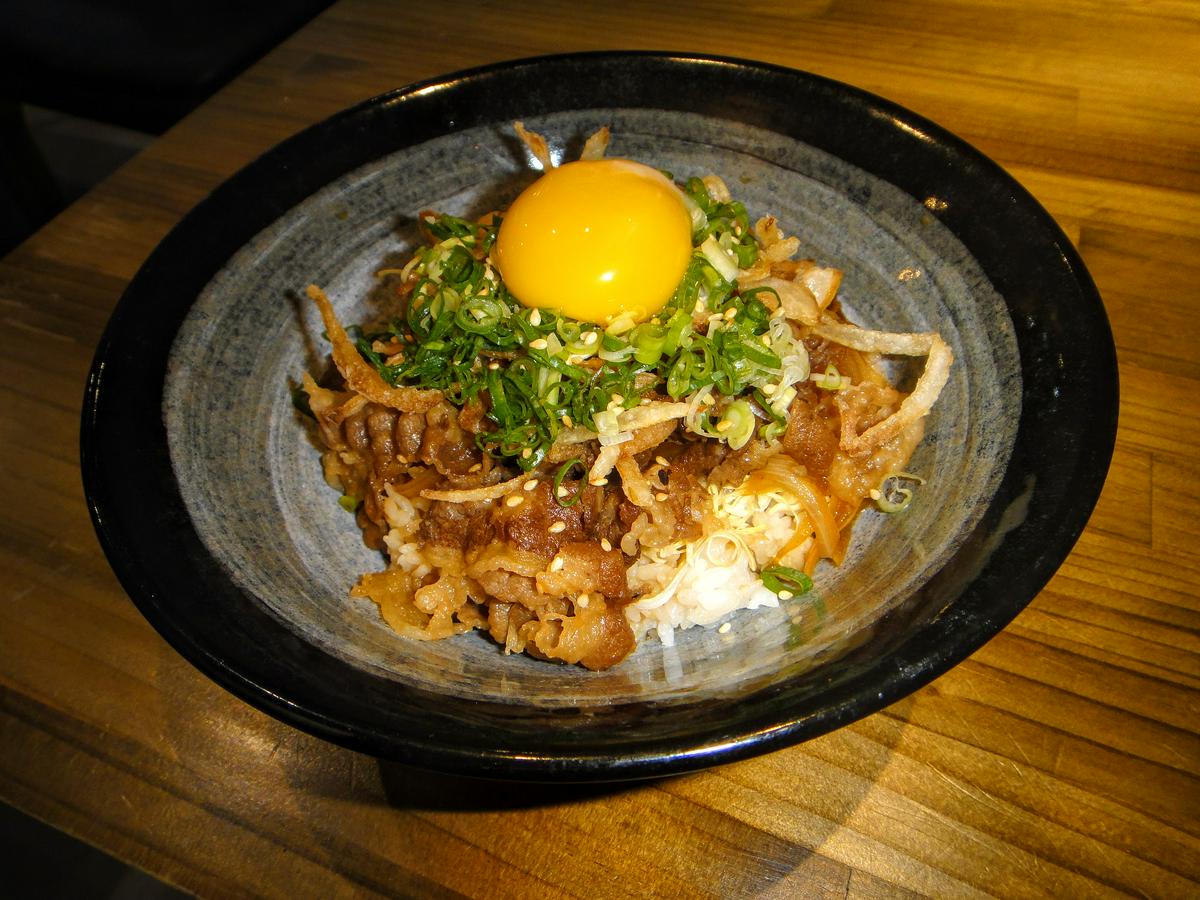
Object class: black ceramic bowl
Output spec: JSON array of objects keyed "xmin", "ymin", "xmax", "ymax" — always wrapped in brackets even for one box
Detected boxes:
[{"xmin": 81, "ymin": 52, "xmax": 1117, "ymax": 780}]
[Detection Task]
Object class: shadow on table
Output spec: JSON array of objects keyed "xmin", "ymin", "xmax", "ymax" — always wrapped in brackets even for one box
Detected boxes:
[
  {"xmin": 151, "ymin": 632, "xmax": 912, "ymax": 896},
  {"xmin": 375, "ymin": 761, "xmax": 640, "ymax": 811}
]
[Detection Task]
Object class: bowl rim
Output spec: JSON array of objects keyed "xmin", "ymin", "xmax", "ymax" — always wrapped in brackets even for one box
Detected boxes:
[{"xmin": 80, "ymin": 50, "xmax": 1118, "ymax": 780}]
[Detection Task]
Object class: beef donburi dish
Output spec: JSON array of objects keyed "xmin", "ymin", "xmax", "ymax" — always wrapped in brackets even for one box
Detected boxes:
[{"xmin": 298, "ymin": 125, "xmax": 952, "ymax": 671}]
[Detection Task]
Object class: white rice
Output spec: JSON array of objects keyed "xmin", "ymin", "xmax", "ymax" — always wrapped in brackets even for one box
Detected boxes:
[
  {"xmin": 625, "ymin": 483, "xmax": 812, "ymax": 646},
  {"xmin": 378, "ymin": 478, "xmax": 813, "ymax": 649}
]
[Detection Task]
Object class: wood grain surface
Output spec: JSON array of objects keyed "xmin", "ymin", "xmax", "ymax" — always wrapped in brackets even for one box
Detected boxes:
[{"xmin": 2, "ymin": 1, "xmax": 1197, "ymax": 896}]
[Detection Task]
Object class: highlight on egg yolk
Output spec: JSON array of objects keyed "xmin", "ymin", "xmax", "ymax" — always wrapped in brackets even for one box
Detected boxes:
[{"xmin": 494, "ymin": 159, "xmax": 693, "ymax": 325}]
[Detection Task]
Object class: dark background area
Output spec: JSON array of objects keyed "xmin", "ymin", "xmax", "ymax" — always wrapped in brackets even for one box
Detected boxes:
[{"xmin": 0, "ymin": 0, "xmax": 333, "ymax": 256}]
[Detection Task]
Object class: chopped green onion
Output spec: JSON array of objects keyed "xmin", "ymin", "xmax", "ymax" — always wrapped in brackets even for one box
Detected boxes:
[
  {"xmin": 716, "ymin": 399, "xmax": 756, "ymax": 450},
  {"xmin": 291, "ymin": 385, "xmax": 314, "ymax": 418},
  {"xmin": 553, "ymin": 458, "xmax": 586, "ymax": 507},
  {"xmin": 813, "ymin": 364, "xmax": 849, "ymax": 390},
  {"xmin": 871, "ymin": 472, "xmax": 926, "ymax": 513},
  {"xmin": 760, "ymin": 565, "xmax": 813, "ymax": 596}
]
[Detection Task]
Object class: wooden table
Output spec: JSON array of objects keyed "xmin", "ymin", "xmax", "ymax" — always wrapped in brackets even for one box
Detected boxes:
[{"xmin": 2, "ymin": 1, "xmax": 1197, "ymax": 896}]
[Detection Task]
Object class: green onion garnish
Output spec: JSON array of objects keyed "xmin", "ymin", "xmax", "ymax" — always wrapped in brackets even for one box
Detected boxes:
[
  {"xmin": 553, "ymin": 458, "xmax": 586, "ymax": 507},
  {"xmin": 760, "ymin": 565, "xmax": 814, "ymax": 597},
  {"xmin": 330, "ymin": 180, "xmax": 809, "ymax": 468},
  {"xmin": 871, "ymin": 472, "xmax": 926, "ymax": 513}
]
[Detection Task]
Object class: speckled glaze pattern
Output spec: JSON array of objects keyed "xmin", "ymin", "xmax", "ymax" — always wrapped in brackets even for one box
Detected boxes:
[
  {"xmin": 165, "ymin": 109, "xmax": 1018, "ymax": 705},
  {"xmin": 82, "ymin": 53, "xmax": 1116, "ymax": 779}
]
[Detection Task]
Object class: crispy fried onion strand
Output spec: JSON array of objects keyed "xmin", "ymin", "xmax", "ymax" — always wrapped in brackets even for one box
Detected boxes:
[
  {"xmin": 420, "ymin": 473, "xmax": 527, "ymax": 503},
  {"xmin": 811, "ymin": 319, "xmax": 954, "ymax": 456},
  {"xmin": 515, "ymin": 121, "xmax": 613, "ymax": 168},
  {"xmin": 513, "ymin": 120, "xmax": 554, "ymax": 170},
  {"xmin": 589, "ymin": 445, "xmax": 621, "ymax": 485},
  {"xmin": 550, "ymin": 402, "xmax": 690, "ymax": 453},
  {"xmin": 306, "ymin": 284, "xmax": 442, "ymax": 413},
  {"xmin": 737, "ymin": 274, "xmax": 820, "ymax": 325},
  {"xmin": 579, "ymin": 125, "xmax": 612, "ymax": 160},
  {"xmin": 615, "ymin": 453, "xmax": 656, "ymax": 507}
]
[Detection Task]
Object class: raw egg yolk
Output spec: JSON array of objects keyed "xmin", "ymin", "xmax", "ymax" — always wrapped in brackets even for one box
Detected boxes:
[{"xmin": 495, "ymin": 159, "xmax": 693, "ymax": 325}]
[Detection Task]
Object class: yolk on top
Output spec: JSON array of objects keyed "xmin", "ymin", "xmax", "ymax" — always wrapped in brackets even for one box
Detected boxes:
[{"xmin": 495, "ymin": 159, "xmax": 693, "ymax": 326}]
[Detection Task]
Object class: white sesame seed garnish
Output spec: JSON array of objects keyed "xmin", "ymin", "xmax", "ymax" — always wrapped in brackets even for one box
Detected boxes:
[
  {"xmin": 761, "ymin": 334, "xmax": 772, "ymax": 346},
  {"xmin": 583, "ymin": 331, "xmax": 598, "ymax": 345},
  {"xmin": 529, "ymin": 338, "xmax": 548, "ymax": 350},
  {"xmin": 724, "ymin": 307, "xmax": 738, "ymax": 320},
  {"xmin": 576, "ymin": 593, "xmax": 590, "ymax": 608},
  {"xmin": 529, "ymin": 308, "xmax": 541, "ymax": 326},
  {"xmin": 556, "ymin": 486, "xmax": 570, "ymax": 498},
  {"xmin": 600, "ymin": 538, "xmax": 612, "ymax": 552},
  {"xmin": 701, "ymin": 393, "xmax": 715, "ymax": 405},
  {"xmin": 778, "ymin": 590, "xmax": 794, "ymax": 600},
  {"xmin": 504, "ymin": 494, "xmax": 524, "ymax": 508},
  {"xmin": 523, "ymin": 478, "xmax": 539, "ymax": 491},
  {"xmin": 520, "ymin": 447, "xmax": 532, "ymax": 459},
  {"xmin": 589, "ymin": 477, "xmax": 609, "ymax": 487},
  {"xmin": 762, "ymin": 384, "xmax": 777, "ymax": 396},
  {"xmin": 548, "ymin": 520, "xmax": 566, "ymax": 534},
  {"xmin": 655, "ymin": 456, "xmax": 670, "ymax": 467},
  {"xmin": 693, "ymin": 300, "xmax": 705, "ymax": 314},
  {"xmin": 561, "ymin": 414, "xmax": 574, "ymax": 427},
  {"xmin": 715, "ymin": 419, "xmax": 733, "ymax": 432},
  {"xmin": 488, "ymin": 361, "xmax": 501, "ymax": 370},
  {"xmin": 654, "ymin": 492, "xmax": 668, "ymax": 502},
  {"xmin": 549, "ymin": 555, "xmax": 564, "ymax": 571},
  {"xmin": 718, "ymin": 622, "xmax": 732, "ymax": 634},
  {"xmin": 610, "ymin": 393, "xmax": 624, "ymax": 405}
]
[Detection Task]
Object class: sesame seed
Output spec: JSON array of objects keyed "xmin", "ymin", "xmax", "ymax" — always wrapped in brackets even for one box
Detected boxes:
[
  {"xmin": 778, "ymin": 590, "xmax": 794, "ymax": 600},
  {"xmin": 468, "ymin": 463, "xmax": 482, "ymax": 473},
  {"xmin": 715, "ymin": 419, "xmax": 733, "ymax": 432},
  {"xmin": 556, "ymin": 486, "xmax": 570, "ymax": 498},
  {"xmin": 655, "ymin": 456, "xmax": 670, "ymax": 467},
  {"xmin": 601, "ymin": 538, "xmax": 612, "ymax": 552},
  {"xmin": 641, "ymin": 398, "xmax": 651, "ymax": 405},
  {"xmin": 693, "ymin": 300, "xmax": 705, "ymax": 314},
  {"xmin": 488, "ymin": 361, "xmax": 501, "ymax": 370},
  {"xmin": 762, "ymin": 383, "xmax": 777, "ymax": 396},
  {"xmin": 589, "ymin": 477, "xmax": 608, "ymax": 487},
  {"xmin": 576, "ymin": 594, "xmax": 590, "ymax": 608},
  {"xmin": 654, "ymin": 492, "xmax": 668, "ymax": 502},
  {"xmin": 583, "ymin": 331, "xmax": 598, "ymax": 345},
  {"xmin": 549, "ymin": 555, "xmax": 564, "ymax": 571},
  {"xmin": 548, "ymin": 520, "xmax": 566, "ymax": 534},
  {"xmin": 523, "ymin": 478, "xmax": 539, "ymax": 491},
  {"xmin": 761, "ymin": 334, "xmax": 772, "ymax": 346},
  {"xmin": 718, "ymin": 622, "xmax": 732, "ymax": 634},
  {"xmin": 520, "ymin": 448, "xmax": 532, "ymax": 459},
  {"xmin": 529, "ymin": 308, "xmax": 541, "ymax": 326},
  {"xmin": 701, "ymin": 394, "xmax": 715, "ymax": 406},
  {"xmin": 529, "ymin": 338, "xmax": 548, "ymax": 350},
  {"xmin": 504, "ymin": 494, "xmax": 524, "ymax": 508},
  {"xmin": 561, "ymin": 414, "xmax": 574, "ymax": 427},
  {"xmin": 724, "ymin": 307, "xmax": 738, "ymax": 320}
]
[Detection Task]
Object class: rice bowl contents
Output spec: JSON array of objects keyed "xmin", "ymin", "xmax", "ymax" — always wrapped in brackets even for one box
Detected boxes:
[{"xmin": 297, "ymin": 124, "xmax": 952, "ymax": 670}]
